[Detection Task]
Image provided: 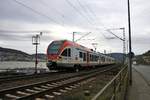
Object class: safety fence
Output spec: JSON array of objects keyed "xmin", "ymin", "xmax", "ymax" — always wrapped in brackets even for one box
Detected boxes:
[{"xmin": 92, "ymin": 65, "xmax": 128, "ymax": 100}]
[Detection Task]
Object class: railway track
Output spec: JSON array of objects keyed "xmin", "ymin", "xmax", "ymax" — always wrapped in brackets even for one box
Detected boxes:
[
  {"xmin": 0, "ymin": 65, "xmax": 118, "ymax": 100},
  {"xmin": 0, "ymin": 71, "xmax": 67, "ymax": 83}
]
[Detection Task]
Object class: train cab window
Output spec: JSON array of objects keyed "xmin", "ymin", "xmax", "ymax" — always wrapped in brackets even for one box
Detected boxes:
[
  {"xmin": 68, "ymin": 48, "xmax": 71, "ymax": 57},
  {"xmin": 61, "ymin": 49, "xmax": 67, "ymax": 56},
  {"xmin": 48, "ymin": 41, "xmax": 63, "ymax": 54},
  {"xmin": 61, "ymin": 48, "xmax": 71, "ymax": 57}
]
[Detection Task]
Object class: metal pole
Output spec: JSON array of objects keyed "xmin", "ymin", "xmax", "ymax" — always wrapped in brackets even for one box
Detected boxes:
[
  {"xmin": 127, "ymin": 0, "xmax": 132, "ymax": 85},
  {"xmin": 35, "ymin": 42, "xmax": 38, "ymax": 74},
  {"xmin": 122, "ymin": 28, "xmax": 126, "ymax": 64},
  {"xmin": 120, "ymin": 28, "xmax": 125, "ymax": 64},
  {"xmin": 73, "ymin": 32, "xmax": 75, "ymax": 42},
  {"xmin": 32, "ymin": 33, "xmax": 42, "ymax": 74},
  {"xmin": 127, "ymin": 40, "xmax": 129, "ymax": 54},
  {"xmin": 35, "ymin": 35, "xmax": 38, "ymax": 74},
  {"xmin": 123, "ymin": 28, "xmax": 126, "ymax": 55}
]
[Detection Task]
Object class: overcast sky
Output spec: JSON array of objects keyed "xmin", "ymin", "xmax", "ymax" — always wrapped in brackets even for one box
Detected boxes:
[{"xmin": 0, "ymin": 0, "xmax": 150, "ymax": 55}]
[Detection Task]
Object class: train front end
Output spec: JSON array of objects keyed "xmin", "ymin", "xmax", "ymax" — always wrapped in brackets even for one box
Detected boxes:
[{"xmin": 46, "ymin": 40, "xmax": 63, "ymax": 70}]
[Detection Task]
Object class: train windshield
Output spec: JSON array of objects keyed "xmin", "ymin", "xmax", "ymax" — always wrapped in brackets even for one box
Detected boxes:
[{"xmin": 48, "ymin": 41, "xmax": 63, "ymax": 54}]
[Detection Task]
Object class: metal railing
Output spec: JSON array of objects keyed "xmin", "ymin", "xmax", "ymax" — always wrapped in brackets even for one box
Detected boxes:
[{"xmin": 92, "ymin": 65, "xmax": 128, "ymax": 100}]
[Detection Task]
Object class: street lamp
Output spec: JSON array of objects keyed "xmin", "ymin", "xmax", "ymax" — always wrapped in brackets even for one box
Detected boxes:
[{"xmin": 32, "ymin": 32, "xmax": 42, "ymax": 74}]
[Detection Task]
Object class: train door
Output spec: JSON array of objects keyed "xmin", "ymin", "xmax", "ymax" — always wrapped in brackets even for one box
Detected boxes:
[
  {"xmin": 60, "ymin": 48, "xmax": 68, "ymax": 64},
  {"xmin": 67, "ymin": 48, "xmax": 72, "ymax": 63}
]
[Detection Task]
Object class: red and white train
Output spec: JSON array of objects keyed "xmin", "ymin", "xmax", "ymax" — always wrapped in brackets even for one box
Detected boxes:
[{"xmin": 46, "ymin": 40, "xmax": 115, "ymax": 71}]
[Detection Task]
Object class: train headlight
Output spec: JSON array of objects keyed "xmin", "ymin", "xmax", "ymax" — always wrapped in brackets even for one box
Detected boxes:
[
  {"xmin": 59, "ymin": 56, "xmax": 62, "ymax": 59},
  {"xmin": 47, "ymin": 61, "xmax": 52, "ymax": 66},
  {"xmin": 58, "ymin": 56, "xmax": 62, "ymax": 61}
]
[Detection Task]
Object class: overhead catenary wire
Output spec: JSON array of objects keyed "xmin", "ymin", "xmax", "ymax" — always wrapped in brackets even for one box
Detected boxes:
[
  {"xmin": 65, "ymin": 0, "xmax": 94, "ymax": 26},
  {"xmin": 76, "ymin": 0, "xmax": 94, "ymax": 23},
  {"xmin": 12, "ymin": 0, "xmax": 63, "ymax": 26},
  {"xmin": 77, "ymin": 0, "xmax": 98, "ymax": 25},
  {"xmin": 79, "ymin": 0, "xmax": 124, "ymax": 40},
  {"xmin": 75, "ymin": 32, "xmax": 91, "ymax": 42},
  {"xmin": 75, "ymin": 0, "xmax": 124, "ymax": 42},
  {"xmin": 38, "ymin": 0, "xmax": 66, "ymax": 25},
  {"xmin": 76, "ymin": 0, "xmax": 110, "ymax": 40},
  {"xmin": 106, "ymin": 29, "xmax": 124, "ymax": 41},
  {"xmin": 13, "ymin": 0, "xmax": 104, "ymax": 34},
  {"xmin": 83, "ymin": 0, "xmax": 98, "ymax": 21},
  {"xmin": 12, "ymin": 0, "xmax": 123, "ymax": 42},
  {"xmin": 66, "ymin": 0, "xmax": 110, "ymax": 43},
  {"xmin": 76, "ymin": 0, "xmax": 110, "ymax": 39},
  {"xmin": 38, "ymin": 0, "xmax": 79, "ymax": 27},
  {"xmin": 0, "ymin": 30, "xmax": 51, "ymax": 33},
  {"xmin": 65, "ymin": 0, "xmax": 103, "ymax": 42}
]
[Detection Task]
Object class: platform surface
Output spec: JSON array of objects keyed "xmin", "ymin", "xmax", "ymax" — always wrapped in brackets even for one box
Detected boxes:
[{"xmin": 127, "ymin": 65, "xmax": 150, "ymax": 100}]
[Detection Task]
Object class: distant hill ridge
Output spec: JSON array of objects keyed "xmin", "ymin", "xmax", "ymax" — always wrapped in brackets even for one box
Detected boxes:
[
  {"xmin": 0, "ymin": 47, "xmax": 46, "ymax": 61},
  {"xmin": 136, "ymin": 50, "xmax": 150, "ymax": 64},
  {"xmin": 0, "ymin": 47, "xmax": 125, "ymax": 62},
  {"xmin": 143, "ymin": 50, "xmax": 150, "ymax": 56},
  {"xmin": 107, "ymin": 53, "xmax": 126, "ymax": 62}
]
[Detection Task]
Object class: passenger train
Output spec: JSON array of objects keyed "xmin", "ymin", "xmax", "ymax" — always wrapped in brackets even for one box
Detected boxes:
[{"xmin": 46, "ymin": 40, "xmax": 115, "ymax": 71}]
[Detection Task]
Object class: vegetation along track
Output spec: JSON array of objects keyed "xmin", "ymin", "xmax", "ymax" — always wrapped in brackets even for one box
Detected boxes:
[{"xmin": 0, "ymin": 65, "xmax": 119, "ymax": 100}]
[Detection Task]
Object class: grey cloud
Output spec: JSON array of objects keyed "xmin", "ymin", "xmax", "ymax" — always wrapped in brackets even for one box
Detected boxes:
[{"xmin": 0, "ymin": 0, "xmax": 149, "ymax": 54}]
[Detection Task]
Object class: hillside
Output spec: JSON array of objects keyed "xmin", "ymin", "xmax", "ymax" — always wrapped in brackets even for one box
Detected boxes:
[
  {"xmin": 143, "ymin": 50, "xmax": 150, "ymax": 56},
  {"xmin": 0, "ymin": 47, "xmax": 46, "ymax": 61},
  {"xmin": 135, "ymin": 50, "xmax": 150, "ymax": 64},
  {"xmin": 108, "ymin": 53, "xmax": 126, "ymax": 62}
]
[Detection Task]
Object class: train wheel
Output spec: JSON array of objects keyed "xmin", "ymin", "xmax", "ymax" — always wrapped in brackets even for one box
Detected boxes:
[{"xmin": 74, "ymin": 65, "xmax": 79, "ymax": 72}]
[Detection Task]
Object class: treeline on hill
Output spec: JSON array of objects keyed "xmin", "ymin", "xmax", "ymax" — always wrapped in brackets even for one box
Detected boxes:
[
  {"xmin": 135, "ymin": 50, "xmax": 150, "ymax": 65},
  {"xmin": 0, "ymin": 47, "xmax": 46, "ymax": 61}
]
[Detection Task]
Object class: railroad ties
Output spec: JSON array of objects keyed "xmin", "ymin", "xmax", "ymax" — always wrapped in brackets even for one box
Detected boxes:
[
  {"xmin": 0, "ymin": 66, "xmax": 116, "ymax": 100},
  {"xmin": 2, "ymin": 81, "xmax": 82, "ymax": 99}
]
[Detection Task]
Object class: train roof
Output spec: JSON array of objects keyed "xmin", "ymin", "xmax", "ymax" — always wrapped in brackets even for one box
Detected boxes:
[
  {"xmin": 50, "ymin": 40, "xmax": 115, "ymax": 60},
  {"xmin": 52, "ymin": 40, "xmax": 93, "ymax": 52}
]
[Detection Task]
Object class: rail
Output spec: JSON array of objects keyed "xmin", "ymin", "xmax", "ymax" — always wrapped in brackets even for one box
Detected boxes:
[
  {"xmin": 0, "ymin": 65, "xmax": 116, "ymax": 99},
  {"xmin": 0, "ymin": 71, "xmax": 62, "ymax": 83},
  {"xmin": 92, "ymin": 65, "xmax": 128, "ymax": 100}
]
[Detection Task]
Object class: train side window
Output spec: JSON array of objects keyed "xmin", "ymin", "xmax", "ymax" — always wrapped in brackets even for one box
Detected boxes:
[
  {"xmin": 101, "ymin": 57, "xmax": 105, "ymax": 62},
  {"xmin": 95, "ymin": 56, "xmax": 97, "ymax": 61},
  {"xmin": 79, "ymin": 52, "xmax": 83, "ymax": 58},
  {"xmin": 61, "ymin": 49, "xmax": 67, "ymax": 56},
  {"xmin": 90, "ymin": 54, "xmax": 92, "ymax": 61},
  {"xmin": 93, "ymin": 55, "xmax": 95, "ymax": 61},
  {"xmin": 92, "ymin": 55, "xmax": 94, "ymax": 61},
  {"xmin": 94, "ymin": 55, "xmax": 96, "ymax": 61},
  {"xmin": 96, "ymin": 56, "xmax": 98, "ymax": 61},
  {"xmin": 83, "ymin": 53, "xmax": 86, "ymax": 61}
]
